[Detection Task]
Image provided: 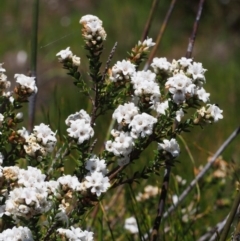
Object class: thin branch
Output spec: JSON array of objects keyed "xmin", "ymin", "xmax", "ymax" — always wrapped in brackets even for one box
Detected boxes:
[
  {"xmin": 144, "ymin": 0, "xmax": 177, "ymax": 70},
  {"xmin": 186, "ymin": 0, "xmax": 205, "ymax": 58},
  {"xmin": 163, "ymin": 126, "xmax": 240, "ymax": 219},
  {"xmin": 28, "ymin": 0, "xmax": 39, "ymax": 132},
  {"xmin": 141, "ymin": 0, "xmax": 160, "ymax": 42},
  {"xmin": 151, "ymin": 163, "xmax": 171, "ymax": 241},
  {"xmin": 101, "ymin": 42, "xmax": 118, "ymax": 82},
  {"xmin": 197, "ymin": 216, "xmax": 228, "ymax": 241},
  {"xmin": 219, "ymin": 191, "xmax": 240, "ymax": 241}
]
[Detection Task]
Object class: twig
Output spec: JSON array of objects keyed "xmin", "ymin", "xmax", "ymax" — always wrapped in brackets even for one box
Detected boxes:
[
  {"xmin": 28, "ymin": 0, "xmax": 39, "ymax": 132},
  {"xmin": 144, "ymin": 0, "xmax": 177, "ymax": 70},
  {"xmin": 141, "ymin": 0, "xmax": 160, "ymax": 42},
  {"xmin": 43, "ymin": 221, "xmax": 58, "ymax": 241},
  {"xmin": 219, "ymin": 190, "xmax": 240, "ymax": 241},
  {"xmin": 186, "ymin": 0, "xmax": 205, "ymax": 58},
  {"xmin": 163, "ymin": 126, "xmax": 240, "ymax": 219},
  {"xmin": 101, "ymin": 42, "xmax": 118, "ymax": 82},
  {"xmin": 151, "ymin": 163, "xmax": 171, "ymax": 241},
  {"xmin": 197, "ymin": 216, "xmax": 228, "ymax": 241}
]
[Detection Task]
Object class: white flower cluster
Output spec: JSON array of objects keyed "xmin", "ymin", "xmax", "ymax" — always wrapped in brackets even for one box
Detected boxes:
[
  {"xmin": 0, "ymin": 63, "xmax": 11, "ymax": 92},
  {"xmin": 129, "ymin": 113, "xmax": 157, "ymax": 139},
  {"xmin": 107, "ymin": 102, "xmax": 158, "ymax": 166},
  {"xmin": 18, "ymin": 123, "xmax": 57, "ymax": 158},
  {"xmin": 138, "ymin": 37, "xmax": 156, "ymax": 50},
  {"xmin": 1, "ymin": 166, "xmax": 58, "ymax": 219},
  {"xmin": 197, "ymin": 104, "xmax": 223, "ymax": 123},
  {"xmin": 131, "ymin": 70, "xmax": 160, "ymax": 102},
  {"xmin": 0, "ymin": 226, "xmax": 33, "ymax": 241},
  {"xmin": 158, "ymin": 138, "xmax": 180, "ymax": 157},
  {"xmin": 14, "ymin": 74, "xmax": 38, "ymax": 95},
  {"xmin": 112, "ymin": 103, "xmax": 157, "ymax": 139},
  {"xmin": 79, "ymin": 14, "xmax": 107, "ymax": 43},
  {"xmin": 112, "ymin": 102, "xmax": 139, "ymax": 125},
  {"xmin": 84, "ymin": 156, "xmax": 110, "ymax": 197},
  {"xmin": 110, "ymin": 60, "xmax": 136, "ymax": 82},
  {"xmin": 66, "ymin": 109, "xmax": 94, "ymax": 145},
  {"xmin": 153, "ymin": 57, "xmax": 209, "ymax": 104},
  {"xmin": 58, "ymin": 226, "xmax": 94, "ymax": 241},
  {"xmin": 105, "ymin": 130, "xmax": 133, "ymax": 166},
  {"xmin": 56, "ymin": 47, "xmax": 81, "ymax": 66}
]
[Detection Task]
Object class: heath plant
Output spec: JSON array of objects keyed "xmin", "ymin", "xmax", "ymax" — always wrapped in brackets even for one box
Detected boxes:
[{"xmin": 0, "ymin": 14, "xmax": 226, "ymax": 241}]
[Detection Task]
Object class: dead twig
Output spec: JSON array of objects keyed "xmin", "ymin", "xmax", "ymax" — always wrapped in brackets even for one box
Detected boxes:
[
  {"xmin": 144, "ymin": 0, "xmax": 177, "ymax": 70},
  {"xmin": 186, "ymin": 0, "xmax": 205, "ymax": 58}
]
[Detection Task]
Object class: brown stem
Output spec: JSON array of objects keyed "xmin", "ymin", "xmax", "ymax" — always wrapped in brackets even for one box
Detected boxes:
[
  {"xmin": 102, "ymin": 42, "xmax": 118, "ymax": 82},
  {"xmin": 220, "ymin": 191, "xmax": 240, "ymax": 241},
  {"xmin": 151, "ymin": 162, "xmax": 172, "ymax": 241},
  {"xmin": 144, "ymin": 0, "xmax": 177, "ymax": 70},
  {"xmin": 186, "ymin": 0, "xmax": 205, "ymax": 58},
  {"xmin": 141, "ymin": 0, "xmax": 160, "ymax": 42}
]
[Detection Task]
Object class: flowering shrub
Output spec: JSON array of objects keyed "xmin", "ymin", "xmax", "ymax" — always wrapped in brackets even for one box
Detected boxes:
[{"xmin": 0, "ymin": 14, "xmax": 223, "ymax": 240}]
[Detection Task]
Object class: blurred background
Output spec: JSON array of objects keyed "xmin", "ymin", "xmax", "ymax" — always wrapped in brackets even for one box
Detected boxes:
[{"xmin": 0, "ymin": 0, "xmax": 240, "ymax": 237}]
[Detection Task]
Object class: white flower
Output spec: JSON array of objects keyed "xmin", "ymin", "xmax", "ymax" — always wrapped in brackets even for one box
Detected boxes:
[
  {"xmin": 158, "ymin": 138, "xmax": 180, "ymax": 157},
  {"xmin": 110, "ymin": 60, "xmax": 136, "ymax": 82},
  {"xmin": 18, "ymin": 166, "xmax": 46, "ymax": 188},
  {"xmin": 176, "ymin": 108, "xmax": 184, "ymax": 122},
  {"xmin": 124, "ymin": 217, "xmax": 139, "ymax": 234},
  {"xmin": 22, "ymin": 124, "xmax": 56, "ymax": 157},
  {"xmin": 56, "ymin": 47, "xmax": 73, "ymax": 60},
  {"xmin": 0, "ymin": 226, "xmax": 33, "ymax": 241},
  {"xmin": 178, "ymin": 57, "xmax": 192, "ymax": 68},
  {"xmin": 17, "ymin": 127, "xmax": 29, "ymax": 139},
  {"xmin": 79, "ymin": 14, "xmax": 102, "ymax": 26},
  {"xmin": 129, "ymin": 113, "xmax": 157, "ymax": 139},
  {"xmin": 196, "ymin": 87, "xmax": 210, "ymax": 103},
  {"xmin": 112, "ymin": 102, "xmax": 139, "ymax": 125},
  {"xmin": 15, "ymin": 74, "xmax": 38, "ymax": 94},
  {"xmin": 85, "ymin": 172, "xmax": 110, "ymax": 196},
  {"xmin": 72, "ymin": 55, "xmax": 81, "ymax": 66},
  {"xmin": 138, "ymin": 37, "xmax": 155, "ymax": 49},
  {"xmin": 151, "ymin": 100, "xmax": 169, "ymax": 115},
  {"xmin": 166, "ymin": 73, "xmax": 195, "ymax": 104},
  {"xmin": 106, "ymin": 131, "xmax": 134, "ymax": 157},
  {"xmin": 187, "ymin": 62, "xmax": 207, "ymax": 82},
  {"xmin": 151, "ymin": 57, "xmax": 171, "ymax": 73},
  {"xmin": 206, "ymin": 104, "xmax": 223, "ymax": 122},
  {"xmin": 33, "ymin": 123, "xmax": 57, "ymax": 146},
  {"xmin": 58, "ymin": 175, "xmax": 80, "ymax": 190},
  {"xmin": 58, "ymin": 226, "xmax": 94, "ymax": 241},
  {"xmin": 66, "ymin": 119, "xmax": 94, "ymax": 144},
  {"xmin": 79, "ymin": 15, "xmax": 106, "ymax": 41},
  {"xmin": 131, "ymin": 70, "xmax": 160, "ymax": 100},
  {"xmin": 66, "ymin": 109, "xmax": 91, "ymax": 126},
  {"xmin": 85, "ymin": 156, "xmax": 108, "ymax": 175},
  {"xmin": 5, "ymin": 186, "xmax": 50, "ymax": 218}
]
